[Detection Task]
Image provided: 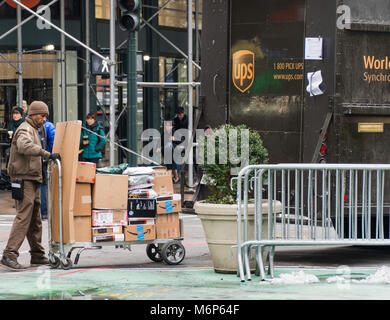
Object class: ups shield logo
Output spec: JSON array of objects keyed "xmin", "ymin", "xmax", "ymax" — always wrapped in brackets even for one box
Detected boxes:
[{"xmin": 233, "ymin": 50, "xmax": 255, "ymax": 93}]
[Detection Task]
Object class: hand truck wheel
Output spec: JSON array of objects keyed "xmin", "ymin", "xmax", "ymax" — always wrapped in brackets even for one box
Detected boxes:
[
  {"xmin": 49, "ymin": 254, "xmax": 60, "ymax": 269},
  {"xmin": 161, "ymin": 240, "xmax": 185, "ymax": 265},
  {"xmin": 60, "ymin": 257, "xmax": 73, "ymax": 270},
  {"xmin": 146, "ymin": 243, "xmax": 163, "ymax": 263}
]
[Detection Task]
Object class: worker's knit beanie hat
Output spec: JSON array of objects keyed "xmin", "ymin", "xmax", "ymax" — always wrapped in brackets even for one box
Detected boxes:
[{"xmin": 28, "ymin": 101, "xmax": 49, "ymax": 116}]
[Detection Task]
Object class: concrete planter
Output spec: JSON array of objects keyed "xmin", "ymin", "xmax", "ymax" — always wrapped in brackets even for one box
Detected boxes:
[{"xmin": 194, "ymin": 200, "xmax": 282, "ymax": 274}]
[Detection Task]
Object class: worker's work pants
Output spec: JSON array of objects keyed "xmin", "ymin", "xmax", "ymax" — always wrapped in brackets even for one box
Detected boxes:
[{"xmin": 3, "ymin": 180, "xmax": 45, "ymax": 261}]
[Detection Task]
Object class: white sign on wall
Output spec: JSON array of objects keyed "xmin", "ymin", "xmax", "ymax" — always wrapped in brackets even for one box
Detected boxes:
[{"xmin": 36, "ymin": 5, "xmax": 51, "ymax": 30}]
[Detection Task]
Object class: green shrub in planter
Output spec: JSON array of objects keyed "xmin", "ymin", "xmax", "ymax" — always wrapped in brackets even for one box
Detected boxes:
[{"xmin": 200, "ymin": 124, "xmax": 268, "ymax": 204}]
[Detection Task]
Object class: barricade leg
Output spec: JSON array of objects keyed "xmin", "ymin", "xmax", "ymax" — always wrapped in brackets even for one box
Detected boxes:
[
  {"xmin": 244, "ymin": 245, "xmax": 252, "ymax": 281},
  {"xmin": 257, "ymin": 245, "xmax": 267, "ymax": 281},
  {"xmin": 237, "ymin": 245, "xmax": 246, "ymax": 282},
  {"xmin": 268, "ymin": 246, "xmax": 275, "ymax": 278},
  {"xmin": 255, "ymin": 246, "xmax": 260, "ymax": 276}
]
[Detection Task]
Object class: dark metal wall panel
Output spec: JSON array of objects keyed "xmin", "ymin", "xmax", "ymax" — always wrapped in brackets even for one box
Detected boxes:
[
  {"xmin": 331, "ymin": 0, "xmax": 390, "ymax": 164},
  {"xmin": 302, "ymin": 0, "xmax": 337, "ymax": 163},
  {"xmin": 337, "ymin": 0, "xmax": 390, "ymax": 106},
  {"xmin": 229, "ymin": 0, "xmax": 305, "ymax": 163},
  {"xmin": 199, "ymin": 0, "xmax": 230, "ymax": 129}
]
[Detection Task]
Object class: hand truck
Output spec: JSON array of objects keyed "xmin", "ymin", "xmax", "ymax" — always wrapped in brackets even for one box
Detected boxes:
[{"xmin": 47, "ymin": 159, "xmax": 186, "ymax": 270}]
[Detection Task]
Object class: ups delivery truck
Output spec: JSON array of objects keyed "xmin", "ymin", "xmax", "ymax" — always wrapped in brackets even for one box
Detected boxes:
[{"xmin": 200, "ymin": 0, "xmax": 390, "ymax": 237}]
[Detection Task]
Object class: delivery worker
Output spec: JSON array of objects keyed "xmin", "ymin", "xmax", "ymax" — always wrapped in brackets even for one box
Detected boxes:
[
  {"xmin": 80, "ymin": 112, "xmax": 106, "ymax": 166},
  {"xmin": 1, "ymin": 101, "xmax": 61, "ymax": 270}
]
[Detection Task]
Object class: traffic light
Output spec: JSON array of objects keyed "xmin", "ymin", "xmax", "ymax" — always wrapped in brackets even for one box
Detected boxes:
[{"xmin": 119, "ymin": 0, "xmax": 141, "ymax": 32}]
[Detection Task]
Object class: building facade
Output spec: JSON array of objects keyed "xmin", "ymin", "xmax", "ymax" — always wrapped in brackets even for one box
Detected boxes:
[{"xmin": 0, "ymin": 0, "xmax": 201, "ymax": 165}]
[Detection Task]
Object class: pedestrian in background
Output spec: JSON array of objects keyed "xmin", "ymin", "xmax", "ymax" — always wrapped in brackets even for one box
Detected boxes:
[
  {"xmin": 1, "ymin": 101, "xmax": 60, "ymax": 270},
  {"xmin": 172, "ymin": 107, "xmax": 188, "ymax": 183},
  {"xmin": 6, "ymin": 107, "xmax": 25, "ymax": 167},
  {"xmin": 7, "ymin": 107, "xmax": 25, "ymax": 141},
  {"xmin": 38, "ymin": 118, "xmax": 55, "ymax": 220},
  {"xmin": 163, "ymin": 120, "xmax": 179, "ymax": 183},
  {"xmin": 80, "ymin": 112, "xmax": 106, "ymax": 166},
  {"xmin": 21, "ymin": 100, "xmax": 28, "ymax": 117}
]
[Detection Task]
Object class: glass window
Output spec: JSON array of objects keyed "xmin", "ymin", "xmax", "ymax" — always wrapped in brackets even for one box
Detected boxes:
[
  {"xmin": 95, "ymin": 0, "xmax": 111, "ymax": 20},
  {"xmin": 158, "ymin": 0, "xmax": 202, "ymax": 29},
  {"xmin": 159, "ymin": 56, "xmax": 192, "ymax": 121}
]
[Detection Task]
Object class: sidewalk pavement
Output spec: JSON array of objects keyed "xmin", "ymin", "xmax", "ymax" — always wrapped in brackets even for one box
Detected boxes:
[{"xmin": 0, "ymin": 266, "xmax": 390, "ymax": 300}]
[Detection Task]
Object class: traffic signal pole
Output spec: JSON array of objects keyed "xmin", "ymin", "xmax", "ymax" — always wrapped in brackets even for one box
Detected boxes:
[
  {"xmin": 128, "ymin": 30, "xmax": 138, "ymax": 166},
  {"xmin": 109, "ymin": 0, "xmax": 116, "ymax": 166},
  {"xmin": 118, "ymin": 0, "xmax": 141, "ymax": 166}
]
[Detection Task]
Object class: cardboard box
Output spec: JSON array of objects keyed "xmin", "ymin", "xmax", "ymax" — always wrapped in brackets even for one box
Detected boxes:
[
  {"xmin": 155, "ymin": 213, "xmax": 180, "ymax": 239},
  {"xmin": 76, "ymin": 161, "xmax": 96, "ymax": 183},
  {"xmin": 156, "ymin": 199, "xmax": 182, "ymax": 214},
  {"xmin": 50, "ymin": 121, "xmax": 82, "ymax": 244},
  {"xmin": 92, "ymin": 226, "xmax": 123, "ymax": 236},
  {"xmin": 128, "ymin": 198, "xmax": 156, "ymax": 218},
  {"xmin": 93, "ymin": 234, "xmax": 124, "ymax": 243},
  {"xmin": 73, "ymin": 183, "xmax": 92, "ymax": 216},
  {"xmin": 74, "ymin": 216, "xmax": 92, "ymax": 242},
  {"xmin": 152, "ymin": 174, "xmax": 174, "ymax": 196},
  {"xmin": 124, "ymin": 224, "xmax": 156, "ymax": 241},
  {"xmin": 128, "ymin": 218, "xmax": 154, "ymax": 225},
  {"xmin": 92, "ymin": 209, "xmax": 128, "ymax": 227},
  {"xmin": 92, "ymin": 174, "xmax": 128, "ymax": 209}
]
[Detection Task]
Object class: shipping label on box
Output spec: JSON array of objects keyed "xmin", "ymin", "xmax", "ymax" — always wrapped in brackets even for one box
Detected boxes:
[
  {"xmin": 124, "ymin": 224, "xmax": 156, "ymax": 241},
  {"xmin": 152, "ymin": 174, "xmax": 174, "ymax": 196},
  {"xmin": 156, "ymin": 194, "xmax": 181, "ymax": 202},
  {"xmin": 156, "ymin": 199, "xmax": 181, "ymax": 214},
  {"xmin": 92, "ymin": 209, "xmax": 128, "ymax": 227},
  {"xmin": 156, "ymin": 212, "xmax": 180, "ymax": 239},
  {"xmin": 92, "ymin": 226, "xmax": 123, "ymax": 236},
  {"xmin": 128, "ymin": 198, "xmax": 156, "ymax": 218},
  {"xmin": 73, "ymin": 183, "xmax": 92, "ymax": 216},
  {"xmin": 93, "ymin": 233, "xmax": 124, "ymax": 243},
  {"xmin": 76, "ymin": 161, "xmax": 96, "ymax": 183},
  {"xmin": 152, "ymin": 166, "xmax": 170, "ymax": 177},
  {"xmin": 128, "ymin": 218, "xmax": 155, "ymax": 225},
  {"xmin": 92, "ymin": 174, "xmax": 128, "ymax": 210}
]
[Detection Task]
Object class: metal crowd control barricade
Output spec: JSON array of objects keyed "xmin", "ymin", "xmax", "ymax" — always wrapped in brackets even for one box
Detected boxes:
[
  {"xmin": 234, "ymin": 164, "xmax": 390, "ymax": 282},
  {"xmin": 47, "ymin": 159, "xmax": 186, "ymax": 270}
]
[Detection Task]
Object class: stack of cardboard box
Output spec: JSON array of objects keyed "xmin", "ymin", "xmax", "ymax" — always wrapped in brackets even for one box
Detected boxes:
[
  {"xmin": 73, "ymin": 162, "xmax": 95, "ymax": 242},
  {"xmin": 71, "ymin": 162, "xmax": 130, "ymax": 243},
  {"xmin": 153, "ymin": 168, "xmax": 182, "ymax": 239},
  {"xmin": 91, "ymin": 173, "xmax": 128, "ymax": 242},
  {"xmin": 51, "ymin": 128, "xmax": 182, "ymax": 243},
  {"xmin": 125, "ymin": 167, "xmax": 182, "ymax": 241}
]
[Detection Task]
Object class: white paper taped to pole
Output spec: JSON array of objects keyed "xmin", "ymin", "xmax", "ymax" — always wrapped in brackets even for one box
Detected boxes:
[{"xmin": 306, "ymin": 70, "xmax": 325, "ymax": 96}]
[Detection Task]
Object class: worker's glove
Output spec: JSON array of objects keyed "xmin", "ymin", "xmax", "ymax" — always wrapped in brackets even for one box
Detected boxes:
[{"xmin": 49, "ymin": 153, "xmax": 61, "ymax": 162}]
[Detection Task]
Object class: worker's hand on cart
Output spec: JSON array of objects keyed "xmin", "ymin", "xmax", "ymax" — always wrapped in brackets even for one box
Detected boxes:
[{"xmin": 49, "ymin": 153, "xmax": 61, "ymax": 162}]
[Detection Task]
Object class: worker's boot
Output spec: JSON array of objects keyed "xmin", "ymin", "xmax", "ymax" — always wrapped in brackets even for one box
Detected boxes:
[
  {"xmin": 0, "ymin": 256, "xmax": 27, "ymax": 271},
  {"xmin": 30, "ymin": 256, "xmax": 50, "ymax": 266}
]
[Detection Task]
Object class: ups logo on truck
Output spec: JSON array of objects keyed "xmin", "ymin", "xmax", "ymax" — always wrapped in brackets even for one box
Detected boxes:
[{"xmin": 232, "ymin": 50, "xmax": 255, "ymax": 93}]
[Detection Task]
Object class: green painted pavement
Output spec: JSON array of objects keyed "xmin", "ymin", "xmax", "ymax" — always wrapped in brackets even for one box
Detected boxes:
[{"xmin": 0, "ymin": 267, "xmax": 390, "ymax": 300}]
